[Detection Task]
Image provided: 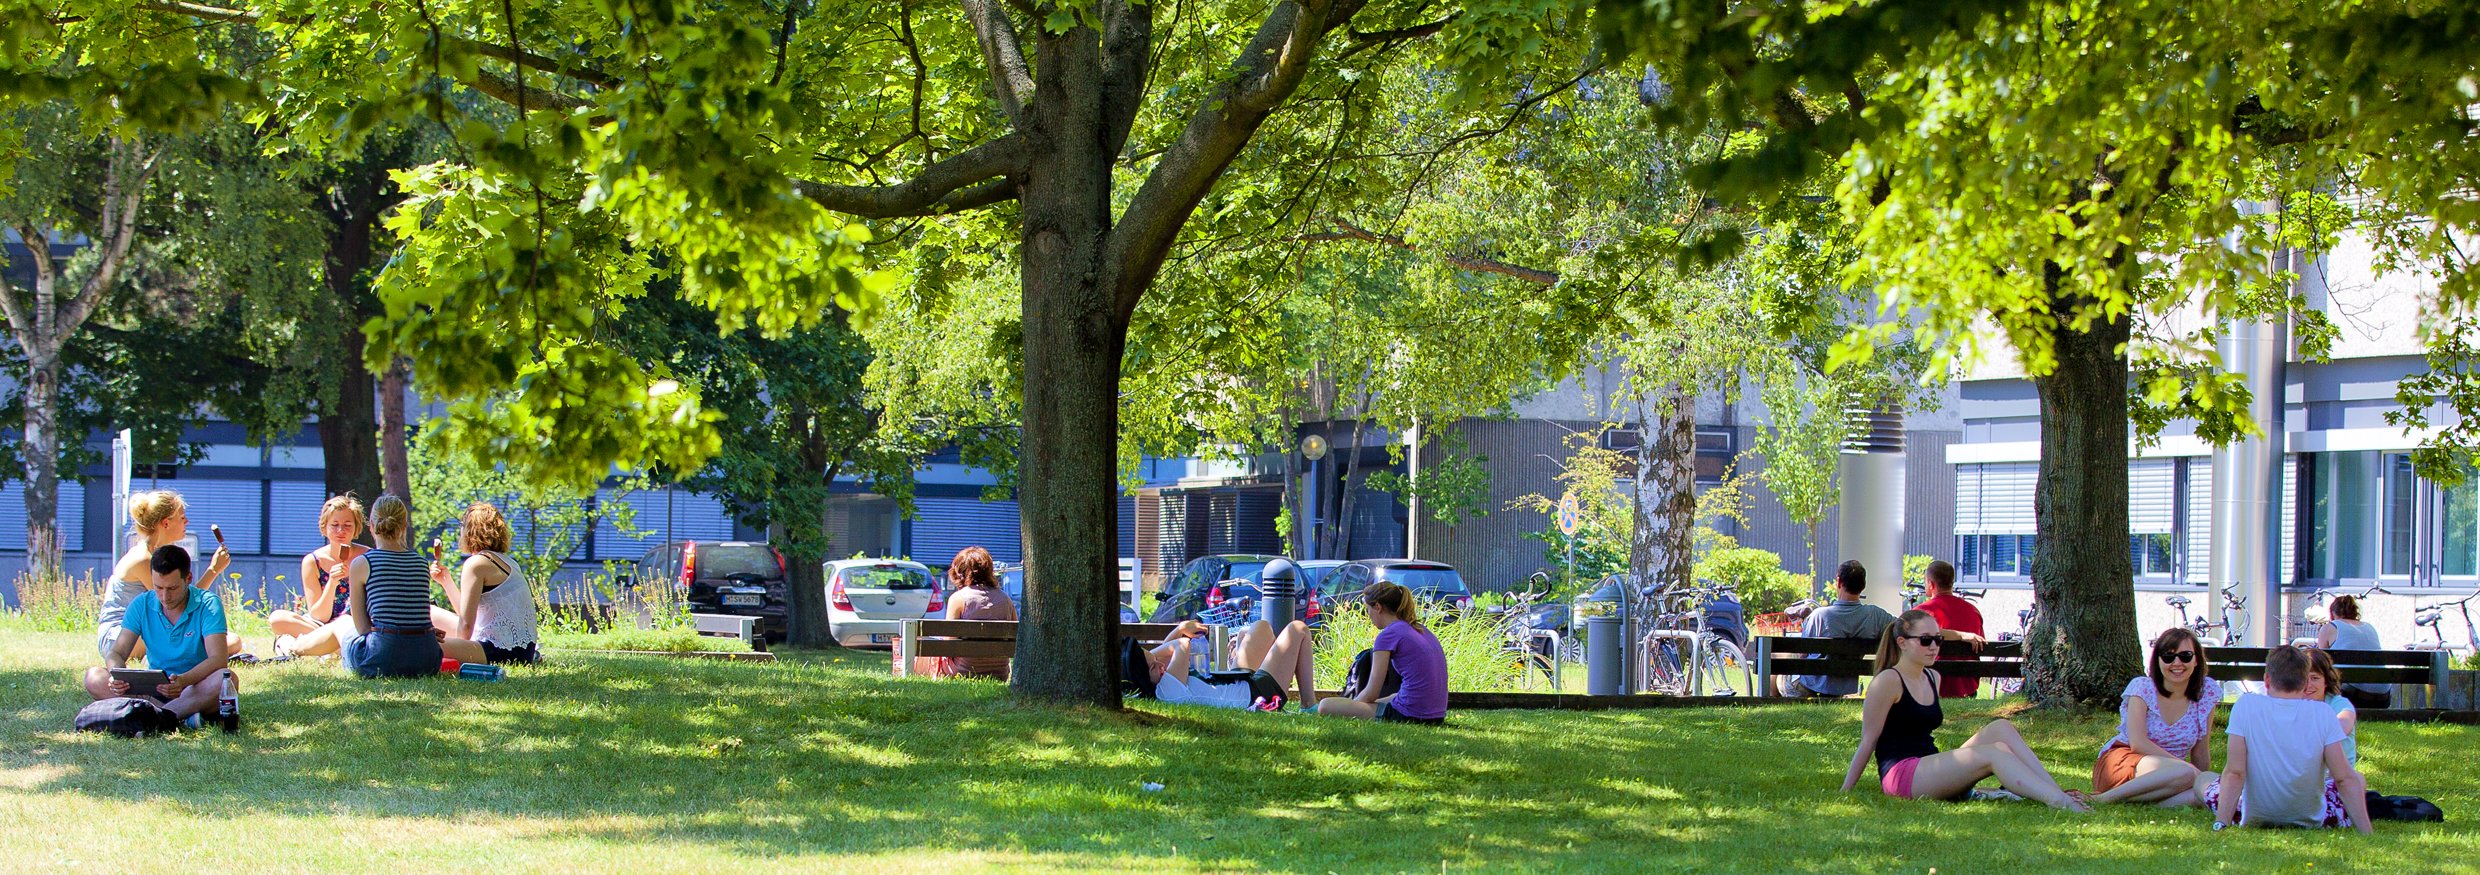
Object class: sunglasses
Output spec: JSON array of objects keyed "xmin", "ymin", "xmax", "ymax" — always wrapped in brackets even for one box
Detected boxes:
[
  {"xmin": 2159, "ymin": 650, "xmax": 2197, "ymax": 664},
  {"xmin": 1907, "ymin": 634, "xmax": 1942, "ymax": 647}
]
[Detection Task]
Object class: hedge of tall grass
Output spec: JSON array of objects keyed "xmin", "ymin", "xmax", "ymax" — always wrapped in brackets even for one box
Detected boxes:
[{"xmin": 1311, "ymin": 598, "xmax": 1530, "ymax": 693}]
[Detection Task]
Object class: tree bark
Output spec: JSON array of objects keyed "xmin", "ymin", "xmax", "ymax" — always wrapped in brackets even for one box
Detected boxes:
[
  {"xmin": 314, "ymin": 151, "xmax": 397, "ymax": 508},
  {"xmin": 2025, "ymin": 288, "xmax": 2143, "ymax": 709},
  {"xmin": 777, "ymin": 406, "xmax": 838, "ymax": 649},
  {"xmin": 1628, "ymin": 381, "xmax": 1697, "ymax": 590},
  {"xmin": 380, "ymin": 358, "xmax": 411, "ymax": 505},
  {"xmin": 21, "ymin": 355, "xmax": 60, "ymax": 566},
  {"xmin": 1008, "ymin": 22, "xmax": 1127, "ymax": 708}
]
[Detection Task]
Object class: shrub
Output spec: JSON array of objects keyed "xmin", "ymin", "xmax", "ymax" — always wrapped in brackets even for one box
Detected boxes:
[
  {"xmin": 1695, "ymin": 545, "xmax": 1805, "ymax": 615},
  {"xmin": 1312, "ymin": 598, "xmax": 1526, "ymax": 694},
  {"xmin": 7, "ymin": 564, "xmax": 96, "ymax": 632}
]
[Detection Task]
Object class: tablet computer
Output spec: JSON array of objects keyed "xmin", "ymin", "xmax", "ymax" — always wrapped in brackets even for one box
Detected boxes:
[{"xmin": 109, "ymin": 668, "xmax": 171, "ymax": 700}]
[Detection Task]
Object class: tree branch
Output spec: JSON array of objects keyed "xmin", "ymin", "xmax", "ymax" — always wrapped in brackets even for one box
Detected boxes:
[
  {"xmin": 797, "ymin": 133, "xmax": 1028, "ymax": 218},
  {"xmin": 57, "ymin": 140, "xmax": 166, "ymax": 342},
  {"xmin": 1097, "ymin": 0, "xmax": 1153, "ymax": 160},
  {"xmin": 0, "ymin": 225, "xmax": 45, "ymax": 358},
  {"xmin": 961, "ymin": 0, "xmax": 1035, "ymax": 129},
  {"xmin": 1350, "ymin": 13, "xmax": 1456, "ymax": 45},
  {"xmin": 1298, "ymin": 220, "xmax": 1559, "ymax": 285},
  {"xmin": 465, "ymin": 68, "xmax": 593, "ymax": 112},
  {"xmin": 1107, "ymin": 0, "xmax": 1371, "ymax": 316}
]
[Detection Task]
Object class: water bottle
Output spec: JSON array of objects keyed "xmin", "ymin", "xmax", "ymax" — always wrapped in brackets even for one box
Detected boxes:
[
  {"xmin": 458, "ymin": 663, "xmax": 505, "ymax": 682},
  {"xmin": 216, "ymin": 672, "xmax": 240, "ymax": 734}
]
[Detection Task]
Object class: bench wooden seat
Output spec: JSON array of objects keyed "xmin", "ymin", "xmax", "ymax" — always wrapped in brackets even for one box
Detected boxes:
[
  {"xmin": 895, "ymin": 619, "xmax": 1227, "ymax": 677},
  {"xmin": 1754, "ymin": 636, "xmax": 2447, "ymax": 693}
]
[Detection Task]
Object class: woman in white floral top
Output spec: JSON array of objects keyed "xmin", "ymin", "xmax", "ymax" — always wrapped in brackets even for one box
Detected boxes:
[{"xmin": 2091, "ymin": 627, "xmax": 2222, "ymax": 806}]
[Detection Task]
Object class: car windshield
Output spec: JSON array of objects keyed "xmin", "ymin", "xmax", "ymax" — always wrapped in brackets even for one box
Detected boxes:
[
  {"xmin": 1376, "ymin": 566, "xmax": 1468, "ymax": 595},
  {"xmin": 697, "ymin": 546, "xmax": 779, "ymax": 579},
  {"xmin": 843, "ymin": 565, "xmax": 934, "ymax": 590}
]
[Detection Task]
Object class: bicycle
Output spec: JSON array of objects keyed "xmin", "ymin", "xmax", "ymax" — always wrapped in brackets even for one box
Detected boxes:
[
  {"xmin": 2407, "ymin": 591, "xmax": 2480, "ymax": 661},
  {"xmin": 2166, "ymin": 581, "xmax": 2249, "ymax": 647},
  {"xmin": 1640, "ymin": 582, "xmax": 1752, "ymax": 697},
  {"xmin": 1992, "ymin": 602, "xmax": 2037, "ymax": 696},
  {"xmin": 1491, "ymin": 572, "xmax": 1578, "ymax": 690}
]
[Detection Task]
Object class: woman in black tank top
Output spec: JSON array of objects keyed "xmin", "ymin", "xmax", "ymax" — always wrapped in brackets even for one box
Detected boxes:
[{"xmin": 1842, "ymin": 610, "xmax": 2092, "ymax": 812}]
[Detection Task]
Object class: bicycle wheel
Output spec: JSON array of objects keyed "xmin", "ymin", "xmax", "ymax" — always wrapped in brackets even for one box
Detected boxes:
[
  {"xmin": 1645, "ymin": 640, "xmax": 1686, "ymax": 695},
  {"xmin": 1697, "ymin": 632, "xmax": 1746, "ymax": 697}
]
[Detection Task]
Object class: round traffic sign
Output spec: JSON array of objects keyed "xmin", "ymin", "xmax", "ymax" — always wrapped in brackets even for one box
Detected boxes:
[{"xmin": 1556, "ymin": 492, "xmax": 1582, "ymax": 536}]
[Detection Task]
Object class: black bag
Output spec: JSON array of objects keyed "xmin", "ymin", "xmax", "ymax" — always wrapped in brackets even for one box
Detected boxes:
[
  {"xmin": 1341, "ymin": 647, "xmax": 1404, "ymax": 700},
  {"xmin": 2365, "ymin": 791, "xmax": 2445, "ymax": 822},
  {"xmin": 75, "ymin": 697, "xmax": 181, "ymax": 738}
]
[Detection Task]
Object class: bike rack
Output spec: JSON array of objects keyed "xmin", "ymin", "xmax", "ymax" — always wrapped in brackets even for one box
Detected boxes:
[{"xmin": 1522, "ymin": 628, "xmax": 1565, "ymax": 691}]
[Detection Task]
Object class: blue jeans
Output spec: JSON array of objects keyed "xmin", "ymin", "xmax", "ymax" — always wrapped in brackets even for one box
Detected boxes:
[{"xmin": 344, "ymin": 628, "xmax": 442, "ymax": 679}]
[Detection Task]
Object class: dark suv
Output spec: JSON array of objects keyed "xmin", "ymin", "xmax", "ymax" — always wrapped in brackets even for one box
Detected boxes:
[{"xmin": 636, "ymin": 541, "xmax": 789, "ymax": 642}]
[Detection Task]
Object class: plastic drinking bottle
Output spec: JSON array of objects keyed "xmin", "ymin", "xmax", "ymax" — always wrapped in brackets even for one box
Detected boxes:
[
  {"xmin": 457, "ymin": 663, "xmax": 506, "ymax": 682},
  {"xmin": 216, "ymin": 672, "xmax": 239, "ymax": 733},
  {"xmin": 439, "ymin": 657, "xmax": 463, "ymax": 675}
]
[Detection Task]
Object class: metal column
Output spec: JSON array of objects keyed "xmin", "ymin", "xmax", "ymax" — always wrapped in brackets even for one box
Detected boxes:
[
  {"xmin": 1838, "ymin": 403, "xmax": 1908, "ymax": 614},
  {"xmin": 2210, "ymin": 201, "xmax": 2290, "ymax": 648}
]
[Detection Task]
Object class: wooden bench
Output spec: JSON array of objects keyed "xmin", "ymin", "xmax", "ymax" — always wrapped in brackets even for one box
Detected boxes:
[
  {"xmin": 1753, "ymin": 636, "xmax": 2447, "ymax": 696},
  {"xmin": 894, "ymin": 619, "xmax": 1228, "ymax": 677},
  {"xmin": 691, "ymin": 613, "xmax": 768, "ymax": 653}
]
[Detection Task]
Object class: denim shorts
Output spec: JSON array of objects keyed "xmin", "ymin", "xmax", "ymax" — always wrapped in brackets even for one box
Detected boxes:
[{"xmin": 344, "ymin": 628, "xmax": 443, "ymax": 679}]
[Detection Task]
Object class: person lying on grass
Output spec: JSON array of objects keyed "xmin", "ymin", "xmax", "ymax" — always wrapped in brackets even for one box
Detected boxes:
[
  {"xmin": 1842, "ymin": 609, "xmax": 2091, "ymax": 812},
  {"xmin": 1138, "ymin": 619, "xmax": 1315, "ymax": 710},
  {"xmin": 2090, "ymin": 627, "xmax": 2220, "ymax": 807},
  {"xmin": 82, "ymin": 546, "xmax": 237, "ymax": 721},
  {"xmin": 2203, "ymin": 645, "xmax": 2374, "ymax": 833},
  {"xmin": 1317, "ymin": 581, "xmax": 1446, "ymax": 725}
]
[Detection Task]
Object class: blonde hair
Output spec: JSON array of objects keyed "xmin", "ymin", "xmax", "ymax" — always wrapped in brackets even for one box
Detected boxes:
[
  {"xmin": 319, "ymin": 494, "xmax": 366, "ymax": 535},
  {"xmin": 128, "ymin": 490, "xmax": 186, "ymax": 537},
  {"xmin": 368, "ymin": 494, "xmax": 411, "ymax": 540},
  {"xmin": 1363, "ymin": 580, "xmax": 1424, "ymax": 627},
  {"xmin": 459, "ymin": 501, "xmax": 510, "ymax": 553}
]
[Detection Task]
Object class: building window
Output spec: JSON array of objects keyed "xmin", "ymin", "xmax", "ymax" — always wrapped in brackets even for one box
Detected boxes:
[
  {"xmin": 2448, "ymin": 475, "xmax": 2478, "ymax": 579},
  {"xmin": 2382, "ymin": 453, "xmax": 2418, "ymax": 577},
  {"xmin": 2310, "ymin": 450, "xmax": 2378, "ymax": 580},
  {"xmin": 2129, "ymin": 533, "xmax": 2175, "ymax": 579}
]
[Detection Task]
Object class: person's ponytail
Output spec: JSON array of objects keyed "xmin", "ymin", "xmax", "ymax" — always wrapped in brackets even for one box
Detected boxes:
[{"xmin": 1364, "ymin": 580, "xmax": 1423, "ymax": 628}]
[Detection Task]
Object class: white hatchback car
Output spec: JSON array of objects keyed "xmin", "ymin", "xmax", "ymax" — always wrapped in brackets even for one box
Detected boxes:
[{"xmin": 824, "ymin": 558, "xmax": 943, "ymax": 648}]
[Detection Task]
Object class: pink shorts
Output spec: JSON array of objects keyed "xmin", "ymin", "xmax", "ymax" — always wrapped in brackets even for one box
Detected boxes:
[{"xmin": 1882, "ymin": 757, "xmax": 1923, "ymax": 798}]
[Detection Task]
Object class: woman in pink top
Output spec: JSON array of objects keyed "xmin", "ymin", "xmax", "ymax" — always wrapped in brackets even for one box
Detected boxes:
[
  {"xmin": 933, "ymin": 547, "xmax": 1016, "ymax": 680},
  {"xmin": 2090, "ymin": 627, "xmax": 2221, "ymax": 806}
]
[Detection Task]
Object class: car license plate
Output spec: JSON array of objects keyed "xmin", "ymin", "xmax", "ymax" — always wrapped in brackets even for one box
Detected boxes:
[
  {"xmin": 869, "ymin": 633, "xmax": 894, "ymax": 644},
  {"xmin": 723, "ymin": 593, "xmax": 763, "ymax": 607}
]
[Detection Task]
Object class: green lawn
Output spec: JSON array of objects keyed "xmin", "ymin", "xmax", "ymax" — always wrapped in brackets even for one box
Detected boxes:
[{"xmin": 3, "ymin": 630, "xmax": 2475, "ymax": 873}]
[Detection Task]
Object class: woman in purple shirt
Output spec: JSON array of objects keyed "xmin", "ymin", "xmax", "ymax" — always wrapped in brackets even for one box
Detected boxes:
[{"xmin": 1318, "ymin": 581, "xmax": 1448, "ymax": 724}]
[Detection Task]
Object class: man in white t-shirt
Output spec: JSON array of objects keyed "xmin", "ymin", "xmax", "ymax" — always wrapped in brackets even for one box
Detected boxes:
[{"xmin": 2204, "ymin": 645, "xmax": 2374, "ymax": 833}]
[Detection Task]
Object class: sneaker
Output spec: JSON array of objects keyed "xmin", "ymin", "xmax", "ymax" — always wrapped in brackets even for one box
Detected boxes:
[
  {"xmin": 1968, "ymin": 788, "xmax": 2026, "ymax": 803},
  {"xmin": 227, "ymin": 652, "xmax": 260, "ymax": 666},
  {"xmin": 182, "ymin": 713, "xmax": 204, "ymax": 730}
]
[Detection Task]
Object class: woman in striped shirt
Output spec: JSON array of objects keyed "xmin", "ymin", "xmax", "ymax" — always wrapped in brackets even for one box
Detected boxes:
[{"xmin": 343, "ymin": 495, "xmax": 445, "ymax": 678}]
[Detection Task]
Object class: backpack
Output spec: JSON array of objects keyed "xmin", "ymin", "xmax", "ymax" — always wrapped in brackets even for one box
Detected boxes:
[
  {"xmin": 1341, "ymin": 647, "xmax": 1404, "ymax": 700},
  {"xmin": 2365, "ymin": 791, "xmax": 2446, "ymax": 823},
  {"xmin": 75, "ymin": 697, "xmax": 182, "ymax": 738}
]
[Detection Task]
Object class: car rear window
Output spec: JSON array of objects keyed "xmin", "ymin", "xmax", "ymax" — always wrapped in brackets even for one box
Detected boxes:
[
  {"xmin": 843, "ymin": 565, "xmax": 935, "ymax": 590},
  {"xmin": 696, "ymin": 546, "xmax": 780, "ymax": 579},
  {"xmin": 1376, "ymin": 566, "xmax": 1468, "ymax": 594},
  {"xmin": 1223, "ymin": 561, "xmax": 1270, "ymax": 584}
]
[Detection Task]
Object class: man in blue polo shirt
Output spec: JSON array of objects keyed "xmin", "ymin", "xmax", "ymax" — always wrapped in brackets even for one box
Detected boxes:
[{"xmin": 80, "ymin": 545, "xmax": 235, "ymax": 720}]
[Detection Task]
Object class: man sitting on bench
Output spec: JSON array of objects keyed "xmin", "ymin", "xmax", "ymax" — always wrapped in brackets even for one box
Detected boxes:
[{"xmin": 1780, "ymin": 560, "xmax": 1897, "ymax": 698}]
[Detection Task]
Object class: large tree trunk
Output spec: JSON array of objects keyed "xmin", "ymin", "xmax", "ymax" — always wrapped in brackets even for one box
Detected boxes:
[
  {"xmin": 777, "ymin": 414, "xmax": 838, "ymax": 649},
  {"xmin": 1009, "ymin": 27, "xmax": 1124, "ymax": 708},
  {"xmin": 2025, "ymin": 293, "xmax": 2143, "ymax": 709},
  {"xmin": 380, "ymin": 358, "xmax": 411, "ymax": 504},
  {"xmin": 315, "ymin": 153, "xmax": 394, "ymax": 507},
  {"xmin": 21, "ymin": 355, "xmax": 61, "ymax": 567},
  {"xmin": 317, "ymin": 335, "xmax": 384, "ymax": 506},
  {"xmin": 1628, "ymin": 381, "xmax": 1697, "ymax": 590}
]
